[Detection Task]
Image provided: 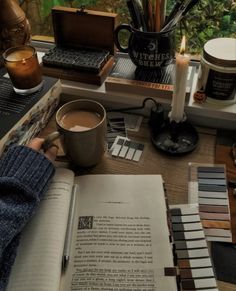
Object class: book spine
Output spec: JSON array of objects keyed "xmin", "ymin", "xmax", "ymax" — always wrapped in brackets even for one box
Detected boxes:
[{"xmin": 0, "ymin": 80, "xmax": 61, "ymax": 155}]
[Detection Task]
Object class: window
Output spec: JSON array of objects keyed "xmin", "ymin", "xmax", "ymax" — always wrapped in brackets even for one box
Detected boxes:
[{"xmin": 21, "ymin": 0, "xmax": 236, "ymax": 54}]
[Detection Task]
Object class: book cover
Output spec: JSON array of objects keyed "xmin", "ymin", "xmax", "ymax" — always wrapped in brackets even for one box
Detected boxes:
[
  {"xmin": 105, "ymin": 54, "xmax": 198, "ymax": 100},
  {"xmin": 0, "ymin": 74, "xmax": 61, "ymax": 154}
]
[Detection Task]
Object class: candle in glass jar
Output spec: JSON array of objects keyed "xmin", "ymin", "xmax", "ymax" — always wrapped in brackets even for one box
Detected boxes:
[
  {"xmin": 3, "ymin": 45, "xmax": 42, "ymax": 94},
  {"xmin": 169, "ymin": 35, "xmax": 190, "ymax": 122}
]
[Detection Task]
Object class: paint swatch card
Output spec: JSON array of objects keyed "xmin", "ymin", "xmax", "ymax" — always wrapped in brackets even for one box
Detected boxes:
[
  {"xmin": 106, "ymin": 112, "xmax": 143, "ymax": 150},
  {"xmin": 107, "ymin": 112, "xmax": 143, "ymax": 132},
  {"xmin": 109, "ymin": 136, "xmax": 144, "ymax": 162},
  {"xmin": 169, "ymin": 204, "xmax": 219, "ymax": 291},
  {"xmin": 188, "ymin": 163, "xmax": 232, "ymax": 243},
  {"xmin": 107, "ymin": 116, "xmax": 127, "ymax": 149}
]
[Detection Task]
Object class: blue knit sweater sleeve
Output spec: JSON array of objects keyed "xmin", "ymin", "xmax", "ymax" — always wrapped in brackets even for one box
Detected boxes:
[{"xmin": 0, "ymin": 145, "xmax": 55, "ymax": 290}]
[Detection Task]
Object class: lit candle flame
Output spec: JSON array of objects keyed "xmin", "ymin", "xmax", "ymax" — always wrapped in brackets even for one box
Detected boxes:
[
  {"xmin": 22, "ymin": 58, "xmax": 26, "ymax": 65},
  {"xmin": 180, "ymin": 35, "xmax": 186, "ymax": 55}
]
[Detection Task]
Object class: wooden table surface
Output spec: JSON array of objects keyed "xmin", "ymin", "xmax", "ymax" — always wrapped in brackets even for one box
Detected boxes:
[{"xmin": 39, "ymin": 115, "xmax": 236, "ymax": 291}]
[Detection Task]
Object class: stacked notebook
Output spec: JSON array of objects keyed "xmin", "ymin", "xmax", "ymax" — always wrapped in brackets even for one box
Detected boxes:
[{"xmin": 105, "ymin": 54, "xmax": 198, "ymax": 100}]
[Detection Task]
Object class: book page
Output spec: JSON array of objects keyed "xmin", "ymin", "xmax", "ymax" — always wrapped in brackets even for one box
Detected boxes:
[
  {"xmin": 7, "ymin": 167, "xmax": 74, "ymax": 291},
  {"xmin": 61, "ymin": 175, "xmax": 177, "ymax": 291}
]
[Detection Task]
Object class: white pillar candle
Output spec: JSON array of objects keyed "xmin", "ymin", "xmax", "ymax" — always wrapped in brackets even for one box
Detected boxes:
[{"xmin": 169, "ymin": 36, "xmax": 190, "ymax": 123}]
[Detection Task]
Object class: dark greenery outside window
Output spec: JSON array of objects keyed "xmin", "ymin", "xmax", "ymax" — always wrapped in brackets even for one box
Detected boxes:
[{"xmin": 20, "ymin": 0, "xmax": 236, "ymax": 54}]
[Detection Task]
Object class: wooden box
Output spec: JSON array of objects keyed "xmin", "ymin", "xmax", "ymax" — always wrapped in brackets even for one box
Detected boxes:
[{"xmin": 41, "ymin": 6, "xmax": 118, "ymax": 85}]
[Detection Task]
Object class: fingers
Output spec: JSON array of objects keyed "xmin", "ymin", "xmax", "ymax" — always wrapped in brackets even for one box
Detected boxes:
[
  {"xmin": 44, "ymin": 144, "xmax": 59, "ymax": 162},
  {"xmin": 26, "ymin": 138, "xmax": 45, "ymax": 151},
  {"xmin": 26, "ymin": 138, "xmax": 58, "ymax": 162}
]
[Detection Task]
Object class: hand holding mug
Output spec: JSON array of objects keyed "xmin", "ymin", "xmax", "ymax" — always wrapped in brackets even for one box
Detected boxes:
[
  {"xmin": 27, "ymin": 137, "xmax": 58, "ymax": 162},
  {"xmin": 43, "ymin": 99, "xmax": 107, "ymax": 168}
]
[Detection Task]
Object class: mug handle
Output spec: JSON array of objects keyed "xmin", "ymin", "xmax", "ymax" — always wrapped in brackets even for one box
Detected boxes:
[
  {"xmin": 42, "ymin": 131, "xmax": 61, "ymax": 152},
  {"xmin": 114, "ymin": 24, "xmax": 132, "ymax": 53}
]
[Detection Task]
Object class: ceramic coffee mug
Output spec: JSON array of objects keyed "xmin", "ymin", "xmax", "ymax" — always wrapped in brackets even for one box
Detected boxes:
[
  {"xmin": 114, "ymin": 24, "xmax": 175, "ymax": 68},
  {"xmin": 43, "ymin": 99, "xmax": 107, "ymax": 167}
]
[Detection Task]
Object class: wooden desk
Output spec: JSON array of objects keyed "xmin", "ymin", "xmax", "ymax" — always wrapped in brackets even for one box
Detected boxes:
[{"xmin": 39, "ymin": 116, "xmax": 236, "ymax": 291}]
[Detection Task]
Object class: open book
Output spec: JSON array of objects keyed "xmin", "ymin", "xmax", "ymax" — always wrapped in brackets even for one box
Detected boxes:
[{"xmin": 7, "ymin": 169, "xmax": 218, "ymax": 291}]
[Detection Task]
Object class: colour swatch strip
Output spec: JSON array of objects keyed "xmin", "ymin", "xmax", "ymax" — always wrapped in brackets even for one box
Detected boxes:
[
  {"xmin": 109, "ymin": 136, "xmax": 145, "ymax": 162},
  {"xmin": 196, "ymin": 165, "xmax": 232, "ymax": 242},
  {"xmin": 170, "ymin": 204, "xmax": 218, "ymax": 291}
]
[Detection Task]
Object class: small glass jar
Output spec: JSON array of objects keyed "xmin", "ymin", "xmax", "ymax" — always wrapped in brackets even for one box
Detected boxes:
[
  {"xmin": 197, "ymin": 38, "xmax": 236, "ymax": 105},
  {"xmin": 3, "ymin": 45, "xmax": 43, "ymax": 95}
]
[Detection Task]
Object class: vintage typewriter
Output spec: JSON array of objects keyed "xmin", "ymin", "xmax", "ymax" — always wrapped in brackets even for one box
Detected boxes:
[{"xmin": 42, "ymin": 46, "xmax": 110, "ymax": 74}]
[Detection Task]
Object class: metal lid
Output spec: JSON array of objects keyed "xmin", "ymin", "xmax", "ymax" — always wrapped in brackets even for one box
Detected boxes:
[{"xmin": 203, "ymin": 38, "xmax": 236, "ymax": 67}]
